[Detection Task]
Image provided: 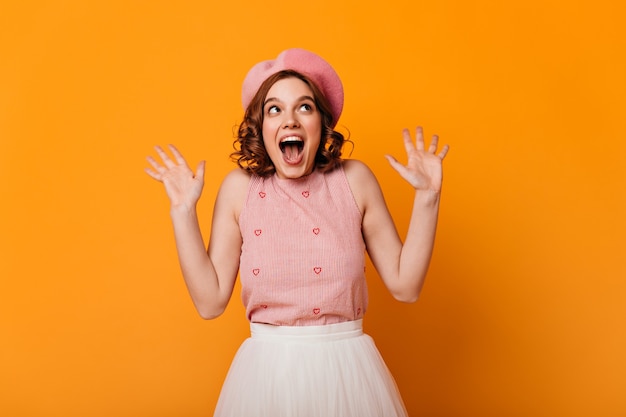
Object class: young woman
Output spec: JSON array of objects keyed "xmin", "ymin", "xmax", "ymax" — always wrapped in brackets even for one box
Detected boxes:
[{"xmin": 146, "ymin": 48, "xmax": 449, "ymax": 417}]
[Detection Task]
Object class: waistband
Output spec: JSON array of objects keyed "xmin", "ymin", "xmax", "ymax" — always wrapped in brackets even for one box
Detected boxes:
[{"xmin": 250, "ymin": 319, "xmax": 363, "ymax": 342}]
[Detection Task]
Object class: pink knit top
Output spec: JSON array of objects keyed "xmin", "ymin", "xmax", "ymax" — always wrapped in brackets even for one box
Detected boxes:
[{"xmin": 238, "ymin": 164, "xmax": 367, "ymax": 326}]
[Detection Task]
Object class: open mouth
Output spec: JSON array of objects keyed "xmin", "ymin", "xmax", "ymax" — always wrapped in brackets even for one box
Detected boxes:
[{"xmin": 279, "ymin": 136, "xmax": 304, "ymax": 161}]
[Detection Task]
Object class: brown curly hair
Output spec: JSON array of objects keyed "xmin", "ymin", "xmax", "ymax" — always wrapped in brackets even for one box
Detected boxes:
[{"xmin": 231, "ymin": 70, "xmax": 345, "ymax": 177}]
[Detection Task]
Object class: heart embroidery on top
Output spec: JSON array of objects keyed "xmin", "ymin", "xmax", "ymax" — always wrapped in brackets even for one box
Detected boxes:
[
  {"xmin": 259, "ymin": 192, "xmax": 266, "ymax": 198},
  {"xmin": 313, "ymin": 308, "xmax": 320, "ymax": 315},
  {"xmin": 254, "ymin": 229, "xmax": 262, "ymax": 236},
  {"xmin": 357, "ymin": 308, "xmax": 362, "ymax": 316},
  {"xmin": 252, "ymin": 269, "xmax": 260, "ymax": 276},
  {"xmin": 313, "ymin": 267, "xmax": 322, "ymax": 274},
  {"xmin": 261, "ymin": 304, "xmax": 268, "ymax": 309},
  {"xmin": 312, "ymin": 228, "xmax": 320, "ymax": 235},
  {"xmin": 301, "ymin": 191, "xmax": 310, "ymax": 198}
]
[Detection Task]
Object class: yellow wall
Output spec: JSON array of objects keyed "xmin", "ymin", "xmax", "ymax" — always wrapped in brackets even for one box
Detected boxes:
[{"xmin": 1, "ymin": 1, "xmax": 624, "ymax": 416}]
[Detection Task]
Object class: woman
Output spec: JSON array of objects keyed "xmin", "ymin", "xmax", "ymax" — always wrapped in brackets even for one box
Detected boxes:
[{"xmin": 146, "ymin": 48, "xmax": 448, "ymax": 417}]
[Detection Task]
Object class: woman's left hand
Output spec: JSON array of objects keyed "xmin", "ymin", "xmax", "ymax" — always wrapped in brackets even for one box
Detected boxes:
[{"xmin": 385, "ymin": 126, "xmax": 449, "ymax": 192}]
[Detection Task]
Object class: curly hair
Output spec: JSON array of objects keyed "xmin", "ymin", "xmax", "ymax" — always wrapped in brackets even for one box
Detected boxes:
[{"xmin": 231, "ymin": 70, "xmax": 345, "ymax": 177}]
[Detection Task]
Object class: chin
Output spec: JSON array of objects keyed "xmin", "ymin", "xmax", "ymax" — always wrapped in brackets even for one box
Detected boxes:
[{"xmin": 276, "ymin": 163, "xmax": 314, "ymax": 179}]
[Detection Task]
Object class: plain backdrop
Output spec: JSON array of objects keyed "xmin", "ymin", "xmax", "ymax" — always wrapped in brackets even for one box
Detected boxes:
[{"xmin": 1, "ymin": 1, "xmax": 625, "ymax": 416}]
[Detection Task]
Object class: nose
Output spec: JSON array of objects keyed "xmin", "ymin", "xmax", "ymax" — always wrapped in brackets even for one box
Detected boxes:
[{"xmin": 282, "ymin": 110, "xmax": 300, "ymax": 128}]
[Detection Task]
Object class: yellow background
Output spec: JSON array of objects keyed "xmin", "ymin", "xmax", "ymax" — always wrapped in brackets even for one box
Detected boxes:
[{"xmin": 1, "ymin": 1, "xmax": 624, "ymax": 416}]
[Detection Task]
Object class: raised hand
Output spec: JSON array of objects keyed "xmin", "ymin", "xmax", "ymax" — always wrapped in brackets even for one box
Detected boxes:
[
  {"xmin": 145, "ymin": 145, "xmax": 205, "ymax": 209},
  {"xmin": 385, "ymin": 127, "xmax": 449, "ymax": 192}
]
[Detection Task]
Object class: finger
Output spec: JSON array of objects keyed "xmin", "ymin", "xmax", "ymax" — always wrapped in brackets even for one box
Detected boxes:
[
  {"xmin": 402, "ymin": 128, "xmax": 415, "ymax": 154},
  {"xmin": 144, "ymin": 167, "xmax": 162, "ymax": 181},
  {"xmin": 146, "ymin": 155, "xmax": 164, "ymax": 172},
  {"xmin": 385, "ymin": 154, "xmax": 408, "ymax": 175},
  {"xmin": 428, "ymin": 134, "xmax": 439, "ymax": 154},
  {"xmin": 195, "ymin": 160, "xmax": 206, "ymax": 181},
  {"xmin": 154, "ymin": 145, "xmax": 177, "ymax": 168},
  {"xmin": 415, "ymin": 126, "xmax": 425, "ymax": 152},
  {"xmin": 168, "ymin": 144, "xmax": 189, "ymax": 166},
  {"xmin": 438, "ymin": 144, "xmax": 450, "ymax": 160}
]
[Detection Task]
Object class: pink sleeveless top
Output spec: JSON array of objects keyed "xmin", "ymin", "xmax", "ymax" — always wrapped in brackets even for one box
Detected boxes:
[{"xmin": 238, "ymin": 164, "xmax": 367, "ymax": 326}]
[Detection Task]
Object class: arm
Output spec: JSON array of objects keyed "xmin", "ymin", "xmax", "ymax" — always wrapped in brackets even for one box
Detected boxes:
[
  {"xmin": 146, "ymin": 145, "xmax": 248, "ymax": 319},
  {"xmin": 346, "ymin": 127, "xmax": 449, "ymax": 303}
]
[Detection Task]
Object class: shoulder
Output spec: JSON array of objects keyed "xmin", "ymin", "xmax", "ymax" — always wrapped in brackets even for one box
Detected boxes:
[
  {"xmin": 221, "ymin": 167, "xmax": 252, "ymax": 188},
  {"xmin": 342, "ymin": 159, "xmax": 379, "ymax": 189},
  {"xmin": 342, "ymin": 159, "xmax": 383, "ymax": 215},
  {"xmin": 215, "ymin": 168, "xmax": 251, "ymax": 219}
]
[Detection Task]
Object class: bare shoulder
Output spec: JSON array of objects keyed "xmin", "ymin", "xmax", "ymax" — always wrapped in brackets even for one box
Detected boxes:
[
  {"xmin": 215, "ymin": 168, "xmax": 251, "ymax": 219},
  {"xmin": 342, "ymin": 159, "xmax": 383, "ymax": 215},
  {"xmin": 344, "ymin": 158, "xmax": 382, "ymax": 187},
  {"xmin": 343, "ymin": 159, "xmax": 377, "ymax": 185},
  {"xmin": 221, "ymin": 167, "xmax": 251, "ymax": 188}
]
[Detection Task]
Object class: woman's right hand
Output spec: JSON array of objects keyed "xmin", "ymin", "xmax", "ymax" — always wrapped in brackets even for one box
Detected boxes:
[{"xmin": 145, "ymin": 145, "xmax": 205, "ymax": 210}]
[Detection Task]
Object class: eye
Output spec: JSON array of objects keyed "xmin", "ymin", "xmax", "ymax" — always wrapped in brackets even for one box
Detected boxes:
[
  {"xmin": 299, "ymin": 103, "xmax": 314, "ymax": 112},
  {"xmin": 267, "ymin": 105, "xmax": 280, "ymax": 115}
]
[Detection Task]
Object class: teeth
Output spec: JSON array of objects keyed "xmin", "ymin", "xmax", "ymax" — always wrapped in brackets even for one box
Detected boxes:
[
  {"xmin": 280, "ymin": 136, "xmax": 303, "ymax": 143},
  {"xmin": 279, "ymin": 136, "xmax": 304, "ymax": 153}
]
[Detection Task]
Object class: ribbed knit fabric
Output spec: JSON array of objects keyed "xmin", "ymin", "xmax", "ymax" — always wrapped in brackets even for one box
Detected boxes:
[{"xmin": 239, "ymin": 164, "xmax": 367, "ymax": 326}]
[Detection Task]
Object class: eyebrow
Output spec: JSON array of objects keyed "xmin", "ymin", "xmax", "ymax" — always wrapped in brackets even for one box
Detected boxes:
[{"xmin": 263, "ymin": 95, "xmax": 315, "ymax": 106}]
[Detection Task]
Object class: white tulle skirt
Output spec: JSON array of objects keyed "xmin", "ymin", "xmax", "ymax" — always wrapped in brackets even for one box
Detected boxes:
[{"xmin": 213, "ymin": 319, "xmax": 408, "ymax": 417}]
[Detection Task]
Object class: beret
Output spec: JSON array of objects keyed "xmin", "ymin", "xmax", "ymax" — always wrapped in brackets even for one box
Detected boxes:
[{"xmin": 241, "ymin": 48, "xmax": 344, "ymax": 126}]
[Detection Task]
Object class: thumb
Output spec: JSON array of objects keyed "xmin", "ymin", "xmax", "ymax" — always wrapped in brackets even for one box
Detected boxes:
[
  {"xmin": 195, "ymin": 160, "xmax": 206, "ymax": 181},
  {"xmin": 385, "ymin": 154, "xmax": 405, "ymax": 174}
]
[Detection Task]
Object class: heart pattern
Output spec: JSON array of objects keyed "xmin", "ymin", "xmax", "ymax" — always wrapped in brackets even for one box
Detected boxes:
[{"xmin": 243, "ymin": 173, "xmax": 366, "ymax": 325}]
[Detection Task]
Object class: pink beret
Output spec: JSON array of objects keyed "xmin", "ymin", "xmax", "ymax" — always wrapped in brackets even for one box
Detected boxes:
[{"xmin": 241, "ymin": 48, "xmax": 344, "ymax": 126}]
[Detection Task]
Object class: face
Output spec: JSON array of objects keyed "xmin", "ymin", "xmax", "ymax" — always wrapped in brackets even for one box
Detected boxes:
[{"xmin": 261, "ymin": 77, "xmax": 322, "ymax": 179}]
